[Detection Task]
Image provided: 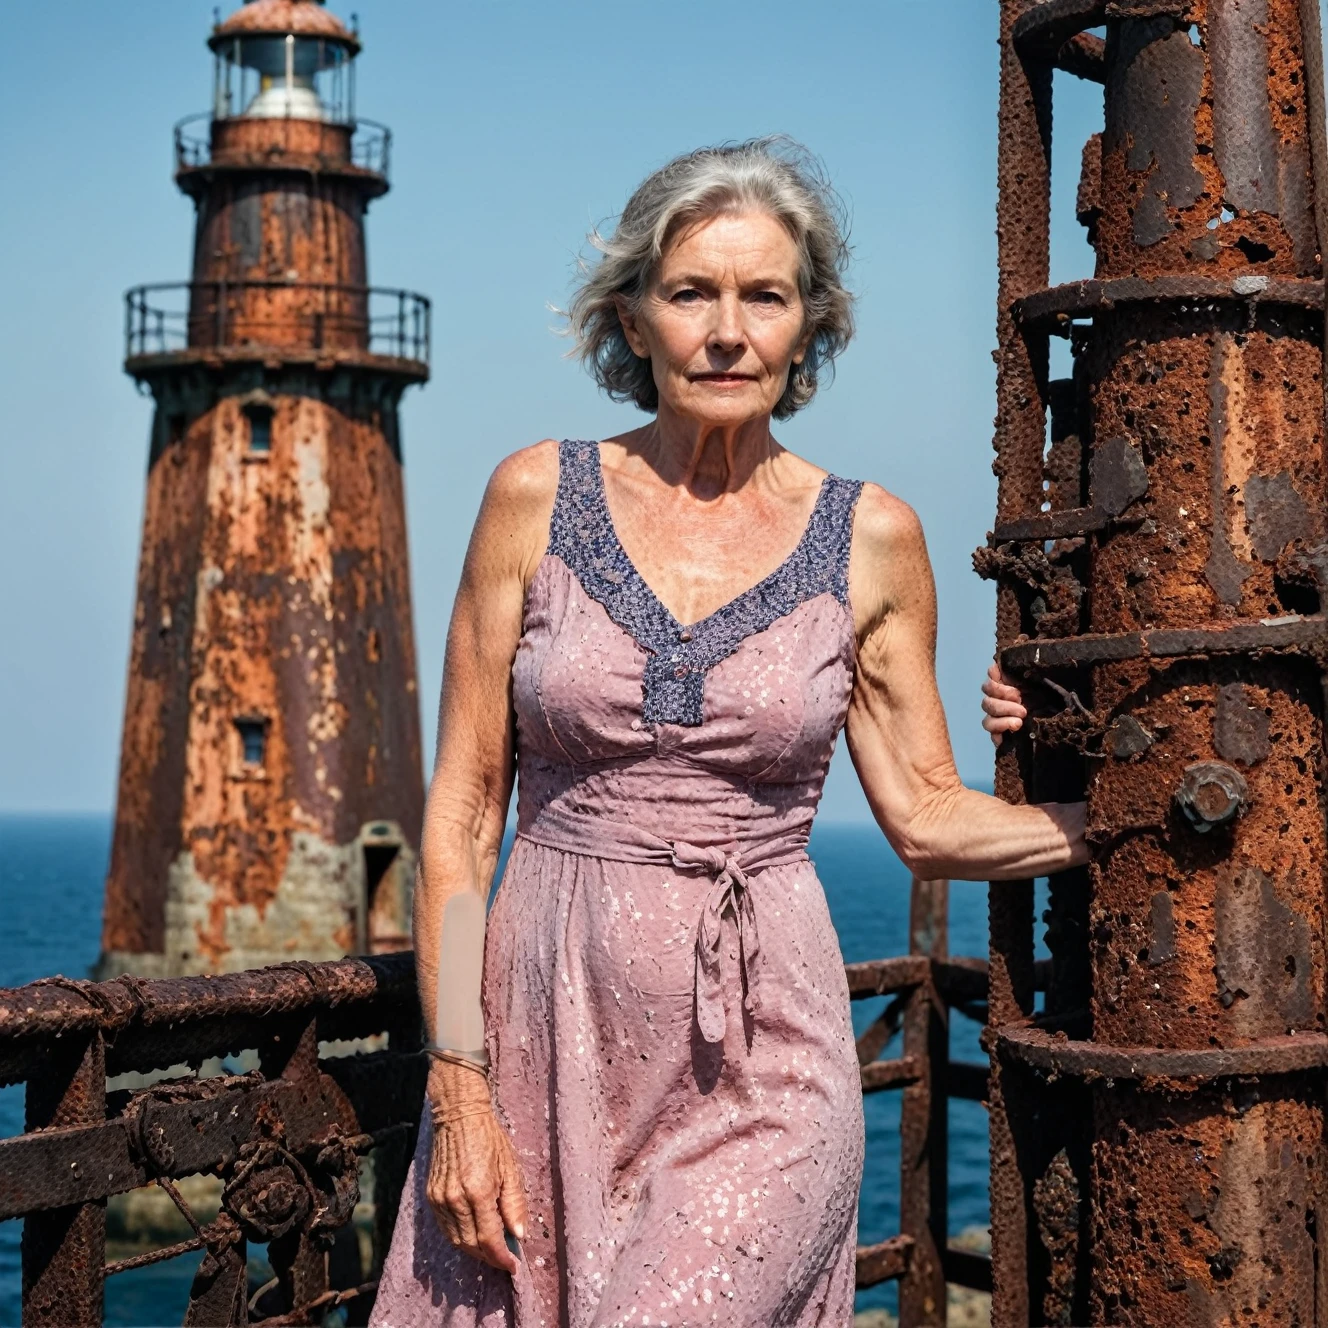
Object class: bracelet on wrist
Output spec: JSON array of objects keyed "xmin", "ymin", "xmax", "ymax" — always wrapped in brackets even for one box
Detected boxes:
[{"xmin": 425, "ymin": 1044, "xmax": 490, "ymax": 1076}]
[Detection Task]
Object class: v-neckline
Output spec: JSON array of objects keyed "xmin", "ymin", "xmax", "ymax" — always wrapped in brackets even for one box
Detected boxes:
[{"xmin": 589, "ymin": 442, "xmax": 832, "ymax": 634}]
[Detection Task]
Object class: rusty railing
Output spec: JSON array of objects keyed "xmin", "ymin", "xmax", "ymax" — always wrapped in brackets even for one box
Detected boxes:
[
  {"xmin": 3, "ymin": 876, "xmax": 998, "ymax": 1326},
  {"xmin": 848, "ymin": 877, "xmax": 1004, "ymax": 1324},
  {"xmin": 124, "ymin": 282, "xmax": 431, "ymax": 369},
  {"xmin": 1, "ymin": 955, "xmax": 426, "ymax": 1327},
  {"xmin": 172, "ymin": 114, "xmax": 392, "ymax": 180}
]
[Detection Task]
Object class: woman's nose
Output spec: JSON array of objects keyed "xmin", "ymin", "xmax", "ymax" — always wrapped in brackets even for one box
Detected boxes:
[{"xmin": 707, "ymin": 294, "xmax": 745, "ymax": 351}]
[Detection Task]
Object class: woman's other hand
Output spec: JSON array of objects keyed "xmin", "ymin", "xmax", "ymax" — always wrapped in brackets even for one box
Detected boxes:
[
  {"xmin": 426, "ymin": 1060, "xmax": 528, "ymax": 1275},
  {"xmin": 981, "ymin": 660, "xmax": 1026, "ymax": 747},
  {"xmin": 414, "ymin": 444, "xmax": 551, "ymax": 1277}
]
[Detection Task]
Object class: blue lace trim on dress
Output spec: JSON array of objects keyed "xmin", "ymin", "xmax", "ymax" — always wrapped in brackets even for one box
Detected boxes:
[{"xmin": 547, "ymin": 439, "xmax": 863, "ymax": 727}]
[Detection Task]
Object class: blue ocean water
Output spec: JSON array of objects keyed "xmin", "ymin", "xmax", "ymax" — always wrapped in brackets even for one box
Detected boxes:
[{"xmin": 0, "ymin": 814, "xmax": 1005, "ymax": 1324}]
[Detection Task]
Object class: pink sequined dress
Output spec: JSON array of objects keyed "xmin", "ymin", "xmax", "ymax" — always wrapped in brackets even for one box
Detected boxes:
[{"xmin": 371, "ymin": 441, "xmax": 867, "ymax": 1327}]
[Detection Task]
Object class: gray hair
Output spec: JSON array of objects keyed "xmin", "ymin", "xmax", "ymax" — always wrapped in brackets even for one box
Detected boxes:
[{"xmin": 566, "ymin": 136, "xmax": 854, "ymax": 420}]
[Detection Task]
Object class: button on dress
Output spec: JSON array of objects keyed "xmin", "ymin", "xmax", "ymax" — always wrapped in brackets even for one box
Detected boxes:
[{"xmin": 371, "ymin": 441, "xmax": 867, "ymax": 1327}]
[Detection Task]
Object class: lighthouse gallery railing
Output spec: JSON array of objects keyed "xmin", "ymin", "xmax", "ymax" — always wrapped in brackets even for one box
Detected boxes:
[{"xmin": 125, "ymin": 282, "xmax": 431, "ymax": 369}]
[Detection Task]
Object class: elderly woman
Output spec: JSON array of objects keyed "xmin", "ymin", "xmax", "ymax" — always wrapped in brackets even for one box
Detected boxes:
[{"xmin": 372, "ymin": 138, "xmax": 1085, "ymax": 1327}]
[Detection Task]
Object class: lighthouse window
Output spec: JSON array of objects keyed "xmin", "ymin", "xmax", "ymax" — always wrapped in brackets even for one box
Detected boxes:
[
  {"xmin": 245, "ymin": 405, "xmax": 273, "ymax": 454},
  {"xmin": 235, "ymin": 717, "xmax": 268, "ymax": 766}
]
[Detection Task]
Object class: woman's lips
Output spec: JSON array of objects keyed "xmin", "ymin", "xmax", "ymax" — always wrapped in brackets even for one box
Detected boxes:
[{"xmin": 691, "ymin": 373, "xmax": 756, "ymax": 384}]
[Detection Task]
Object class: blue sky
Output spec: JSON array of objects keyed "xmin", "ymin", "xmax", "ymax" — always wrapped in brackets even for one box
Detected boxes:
[{"xmin": 0, "ymin": 0, "xmax": 1106, "ymax": 818}]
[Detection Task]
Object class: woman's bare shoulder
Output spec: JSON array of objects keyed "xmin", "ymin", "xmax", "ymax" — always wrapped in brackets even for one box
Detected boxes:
[
  {"xmin": 467, "ymin": 440, "xmax": 562, "ymax": 583},
  {"xmin": 853, "ymin": 481, "xmax": 926, "ymax": 562},
  {"xmin": 483, "ymin": 438, "xmax": 561, "ymax": 512},
  {"xmin": 848, "ymin": 481, "xmax": 932, "ymax": 637}
]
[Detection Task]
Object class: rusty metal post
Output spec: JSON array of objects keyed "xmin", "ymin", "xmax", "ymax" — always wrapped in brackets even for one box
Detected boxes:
[
  {"xmin": 264, "ymin": 1018, "xmax": 332, "ymax": 1317},
  {"xmin": 988, "ymin": 0, "xmax": 1328, "ymax": 1322},
  {"xmin": 1086, "ymin": 4, "xmax": 1326, "ymax": 1319},
  {"xmin": 899, "ymin": 879, "xmax": 950, "ymax": 1326},
  {"xmin": 21, "ymin": 1029, "xmax": 107, "ymax": 1327},
  {"xmin": 989, "ymin": 3, "xmax": 1052, "ymax": 1323}
]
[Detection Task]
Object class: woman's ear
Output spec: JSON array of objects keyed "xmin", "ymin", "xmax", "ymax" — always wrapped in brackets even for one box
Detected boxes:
[
  {"xmin": 791, "ymin": 323, "xmax": 813, "ymax": 367},
  {"xmin": 614, "ymin": 294, "xmax": 650, "ymax": 359}
]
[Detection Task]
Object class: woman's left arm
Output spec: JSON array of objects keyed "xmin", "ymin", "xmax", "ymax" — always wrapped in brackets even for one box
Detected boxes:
[{"xmin": 845, "ymin": 484, "xmax": 1087, "ymax": 882}]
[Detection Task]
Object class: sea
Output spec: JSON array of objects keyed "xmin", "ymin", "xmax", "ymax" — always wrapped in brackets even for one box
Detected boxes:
[{"xmin": 0, "ymin": 814, "xmax": 1043, "ymax": 1325}]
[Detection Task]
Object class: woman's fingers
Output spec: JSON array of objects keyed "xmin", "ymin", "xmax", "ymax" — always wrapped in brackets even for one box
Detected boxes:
[
  {"xmin": 982, "ymin": 658, "xmax": 1026, "ymax": 747},
  {"xmin": 496, "ymin": 1135, "xmax": 529, "ymax": 1243},
  {"xmin": 981, "ymin": 678, "xmax": 1025, "ymax": 706},
  {"xmin": 981, "ymin": 660, "xmax": 1026, "ymax": 736},
  {"xmin": 426, "ymin": 1112, "xmax": 524, "ymax": 1275},
  {"xmin": 428, "ymin": 1130, "xmax": 478, "ymax": 1251},
  {"xmin": 467, "ymin": 1178, "xmax": 519, "ymax": 1274},
  {"xmin": 982, "ymin": 695, "xmax": 1026, "ymax": 719}
]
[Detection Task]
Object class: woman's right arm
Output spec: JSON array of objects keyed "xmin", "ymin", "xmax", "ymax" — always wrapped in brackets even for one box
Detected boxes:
[{"xmin": 414, "ymin": 440, "xmax": 558, "ymax": 1274}]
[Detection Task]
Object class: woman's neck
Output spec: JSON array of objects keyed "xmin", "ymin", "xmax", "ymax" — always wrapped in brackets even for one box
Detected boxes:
[{"xmin": 635, "ymin": 403, "xmax": 780, "ymax": 499}]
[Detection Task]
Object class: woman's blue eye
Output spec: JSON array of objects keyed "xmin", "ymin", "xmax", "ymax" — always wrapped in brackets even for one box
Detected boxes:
[
  {"xmin": 673, "ymin": 289, "xmax": 702, "ymax": 302},
  {"xmin": 752, "ymin": 291, "xmax": 784, "ymax": 305}
]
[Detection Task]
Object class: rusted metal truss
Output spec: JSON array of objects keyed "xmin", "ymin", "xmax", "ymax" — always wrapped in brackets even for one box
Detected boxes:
[
  {"xmin": 990, "ymin": 0, "xmax": 1328, "ymax": 1322},
  {"xmin": 3, "ymin": 879, "xmax": 993, "ymax": 1326}
]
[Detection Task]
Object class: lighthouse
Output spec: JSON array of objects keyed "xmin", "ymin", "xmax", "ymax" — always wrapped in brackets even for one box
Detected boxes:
[{"xmin": 100, "ymin": 0, "xmax": 428, "ymax": 978}]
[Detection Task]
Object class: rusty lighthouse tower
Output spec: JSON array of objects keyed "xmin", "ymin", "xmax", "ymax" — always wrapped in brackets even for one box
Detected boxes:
[{"xmin": 100, "ymin": 0, "xmax": 428, "ymax": 979}]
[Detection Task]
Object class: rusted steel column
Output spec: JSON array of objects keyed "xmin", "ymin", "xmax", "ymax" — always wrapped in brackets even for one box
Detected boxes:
[
  {"xmin": 21, "ymin": 1030, "xmax": 106, "ymax": 1327},
  {"xmin": 989, "ymin": 0, "xmax": 1328, "ymax": 1321},
  {"xmin": 899, "ymin": 878, "xmax": 950, "ymax": 1326},
  {"xmin": 1084, "ymin": 4, "xmax": 1327, "ymax": 1320},
  {"xmin": 990, "ymin": 3, "xmax": 1052, "ymax": 1323}
]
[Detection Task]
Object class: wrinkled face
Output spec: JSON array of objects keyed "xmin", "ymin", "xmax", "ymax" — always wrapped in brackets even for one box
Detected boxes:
[{"xmin": 618, "ymin": 210, "xmax": 809, "ymax": 427}]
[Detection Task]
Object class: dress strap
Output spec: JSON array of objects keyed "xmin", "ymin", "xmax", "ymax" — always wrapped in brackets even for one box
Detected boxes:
[
  {"xmin": 800, "ymin": 474, "xmax": 864, "ymax": 607},
  {"xmin": 546, "ymin": 439, "xmax": 613, "ymax": 569}
]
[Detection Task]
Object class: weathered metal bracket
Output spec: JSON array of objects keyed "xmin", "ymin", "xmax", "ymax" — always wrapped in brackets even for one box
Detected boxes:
[
  {"xmin": 1011, "ymin": 0, "xmax": 1106, "ymax": 57},
  {"xmin": 991, "ymin": 506, "xmax": 1112, "ymax": 543},
  {"xmin": 996, "ymin": 1025, "xmax": 1328, "ymax": 1081},
  {"xmin": 1002, "ymin": 614, "xmax": 1328, "ymax": 672},
  {"xmin": 1014, "ymin": 275, "xmax": 1326, "ymax": 333}
]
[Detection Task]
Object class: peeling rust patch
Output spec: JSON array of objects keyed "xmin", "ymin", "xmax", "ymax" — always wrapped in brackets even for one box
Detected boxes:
[
  {"xmin": 1205, "ymin": 342, "xmax": 1253, "ymax": 605},
  {"xmin": 1213, "ymin": 682, "xmax": 1272, "ymax": 764},
  {"xmin": 1244, "ymin": 469, "xmax": 1311, "ymax": 561},
  {"xmin": 1148, "ymin": 889, "xmax": 1177, "ymax": 965},
  {"xmin": 1032, "ymin": 1148, "xmax": 1081, "ymax": 1325},
  {"xmin": 1105, "ymin": 713, "xmax": 1155, "ymax": 758},
  {"xmin": 1103, "ymin": 18, "xmax": 1206, "ymax": 246},
  {"xmin": 1091, "ymin": 436, "xmax": 1150, "ymax": 516},
  {"xmin": 1214, "ymin": 866, "xmax": 1313, "ymax": 1031},
  {"xmin": 1210, "ymin": 0, "xmax": 1282, "ymax": 216}
]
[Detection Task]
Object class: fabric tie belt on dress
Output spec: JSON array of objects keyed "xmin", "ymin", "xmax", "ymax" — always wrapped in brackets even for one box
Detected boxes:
[{"xmin": 517, "ymin": 804, "xmax": 810, "ymax": 1043}]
